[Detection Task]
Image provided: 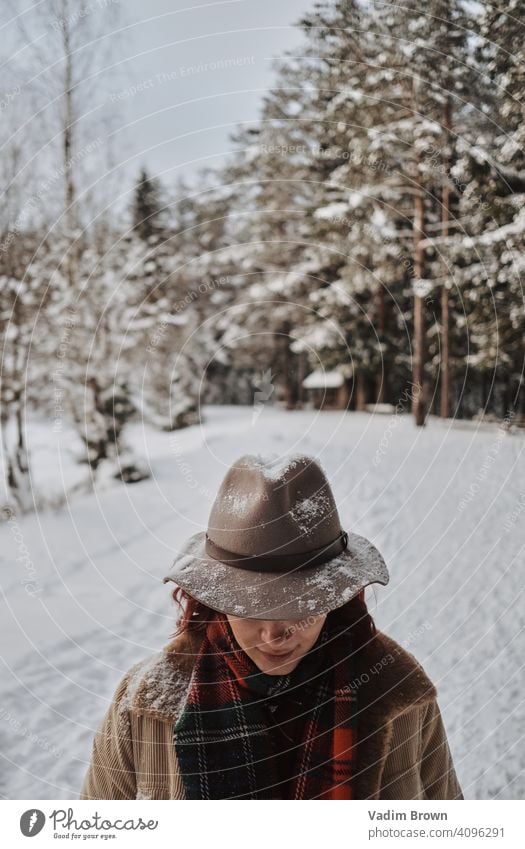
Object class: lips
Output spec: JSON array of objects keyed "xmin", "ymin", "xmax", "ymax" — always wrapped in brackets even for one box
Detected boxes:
[{"xmin": 258, "ymin": 647, "xmax": 295, "ymax": 660}]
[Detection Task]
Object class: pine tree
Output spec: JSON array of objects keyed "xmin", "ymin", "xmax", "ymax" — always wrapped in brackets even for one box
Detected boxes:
[
  {"xmin": 132, "ymin": 168, "xmax": 166, "ymax": 243},
  {"xmin": 287, "ymin": 0, "xmax": 408, "ymax": 409},
  {"xmin": 430, "ymin": 1, "xmax": 525, "ymax": 418}
]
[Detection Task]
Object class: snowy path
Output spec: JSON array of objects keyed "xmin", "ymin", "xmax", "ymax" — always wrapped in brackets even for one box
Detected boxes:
[{"xmin": 0, "ymin": 405, "xmax": 523, "ymax": 799}]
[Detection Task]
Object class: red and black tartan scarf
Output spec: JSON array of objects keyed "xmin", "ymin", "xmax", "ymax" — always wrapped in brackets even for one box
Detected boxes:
[{"xmin": 173, "ymin": 613, "xmax": 357, "ymax": 799}]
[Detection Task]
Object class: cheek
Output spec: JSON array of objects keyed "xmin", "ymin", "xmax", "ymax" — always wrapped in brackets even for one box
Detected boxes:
[
  {"xmin": 242, "ymin": 626, "xmax": 260, "ymax": 646},
  {"xmin": 230, "ymin": 620, "xmax": 259, "ymax": 648},
  {"xmin": 303, "ymin": 621, "xmax": 326, "ymax": 648},
  {"xmin": 304, "ymin": 631, "xmax": 320, "ymax": 649}
]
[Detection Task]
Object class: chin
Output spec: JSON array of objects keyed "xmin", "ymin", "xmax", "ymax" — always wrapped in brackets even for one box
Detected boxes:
[{"xmin": 258, "ymin": 661, "xmax": 300, "ymax": 676}]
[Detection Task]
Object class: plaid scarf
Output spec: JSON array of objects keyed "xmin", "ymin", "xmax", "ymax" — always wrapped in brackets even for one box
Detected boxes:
[{"xmin": 173, "ymin": 613, "xmax": 357, "ymax": 799}]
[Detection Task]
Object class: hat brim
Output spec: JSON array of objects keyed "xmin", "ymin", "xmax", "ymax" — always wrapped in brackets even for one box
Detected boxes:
[{"xmin": 163, "ymin": 530, "xmax": 389, "ymax": 620}]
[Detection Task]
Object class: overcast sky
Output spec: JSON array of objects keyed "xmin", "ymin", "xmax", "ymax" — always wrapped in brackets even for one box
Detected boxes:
[{"xmin": 109, "ymin": 0, "xmax": 313, "ymax": 187}]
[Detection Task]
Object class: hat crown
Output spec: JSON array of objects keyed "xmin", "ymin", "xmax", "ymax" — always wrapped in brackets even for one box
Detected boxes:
[{"xmin": 207, "ymin": 453, "xmax": 342, "ymax": 558}]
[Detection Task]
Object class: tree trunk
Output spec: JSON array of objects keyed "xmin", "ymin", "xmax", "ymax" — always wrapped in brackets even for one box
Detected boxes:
[
  {"xmin": 4, "ymin": 293, "xmax": 33, "ymax": 512},
  {"xmin": 61, "ymin": 0, "xmax": 78, "ymax": 289},
  {"xmin": 441, "ymin": 285, "xmax": 450, "ymax": 416},
  {"xmin": 6, "ymin": 401, "xmax": 32, "ymax": 513},
  {"xmin": 276, "ymin": 319, "xmax": 295, "ymax": 409},
  {"xmin": 297, "ymin": 349, "xmax": 306, "ymax": 408},
  {"xmin": 440, "ymin": 96, "xmax": 452, "ymax": 418},
  {"xmin": 375, "ymin": 285, "xmax": 386, "ymax": 403},
  {"xmin": 412, "ymin": 144, "xmax": 426, "ymax": 426},
  {"xmin": 355, "ymin": 371, "xmax": 367, "ymax": 411}
]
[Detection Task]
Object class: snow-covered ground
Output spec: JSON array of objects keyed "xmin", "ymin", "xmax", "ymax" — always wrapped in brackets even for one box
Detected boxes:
[{"xmin": 0, "ymin": 404, "xmax": 523, "ymax": 799}]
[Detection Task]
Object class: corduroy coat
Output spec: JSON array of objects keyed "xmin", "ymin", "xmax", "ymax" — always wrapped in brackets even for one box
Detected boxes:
[{"xmin": 79, "ymin": 629, "xmax": 464, "ymax": 800}]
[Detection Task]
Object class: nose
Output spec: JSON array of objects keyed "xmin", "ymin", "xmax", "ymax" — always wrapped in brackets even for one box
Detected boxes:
[{"xmin": 259, "ymin": 621, "xmax": 293, "ymax": 647}]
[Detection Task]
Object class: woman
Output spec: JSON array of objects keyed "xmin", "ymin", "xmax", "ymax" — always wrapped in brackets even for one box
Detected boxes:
[{"xmin": 80, "ymin": 452, "xmax": 463, "ymax": 800}]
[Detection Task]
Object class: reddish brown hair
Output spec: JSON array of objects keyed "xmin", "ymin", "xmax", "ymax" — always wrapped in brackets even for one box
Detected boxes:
[{"xmin": 170, "ymin": 585, "xmax": 377, "ymax": 655}]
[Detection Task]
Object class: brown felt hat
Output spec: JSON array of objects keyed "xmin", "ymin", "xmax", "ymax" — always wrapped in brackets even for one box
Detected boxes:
[{"xmin": 163, "ymin": 453, "xmax": 389, "ymax": 619}]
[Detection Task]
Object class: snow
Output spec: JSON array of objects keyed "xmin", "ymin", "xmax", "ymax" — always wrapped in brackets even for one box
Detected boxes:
[
  {"xmin": 250, "ymin": 452, "xmax": 304, "ymax": 481},
  {"xmin": 348, "ymin": 192, "xmax": 363, "ymax": 209},
  {"xmin": 0, "ymin": 417, "xmax": 92, "ymax": 509},
  {"xmin": 0, "ymin": 404, "xmax": 523, "ymax": 800},
  {"xmin": 290, "ymin": 492, "xmax": 332, "ymax": 535},
  {"xmin": 302, "ymin": 369, "xmax": 344, "ymax": 389},
  {"xmin": 412, "ymin": 277, "xmax": 435, "ymax": 298},
  {"xmin": 222, "ymin": 487, "xmax": 260, "ymax": 517},
  {"xmin": 314, "ymin": 202, "xmax": 349, "ymax": 221}
]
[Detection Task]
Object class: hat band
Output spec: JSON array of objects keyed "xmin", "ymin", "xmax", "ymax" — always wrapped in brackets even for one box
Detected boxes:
[{"xmin": 204, "ymin": 529, "xmax": 349, "ymax": 573}]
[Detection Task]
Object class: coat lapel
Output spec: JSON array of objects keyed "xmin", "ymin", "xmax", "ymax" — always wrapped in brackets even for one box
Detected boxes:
[{"xmin": 350, "ymin": 632, "xmax": 437, "ymax": 798}]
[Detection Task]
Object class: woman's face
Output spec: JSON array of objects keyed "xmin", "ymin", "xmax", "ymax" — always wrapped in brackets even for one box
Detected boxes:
[{"xmin": 226, "ymin": 613, "xmax": 327, "ymax": 675}]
